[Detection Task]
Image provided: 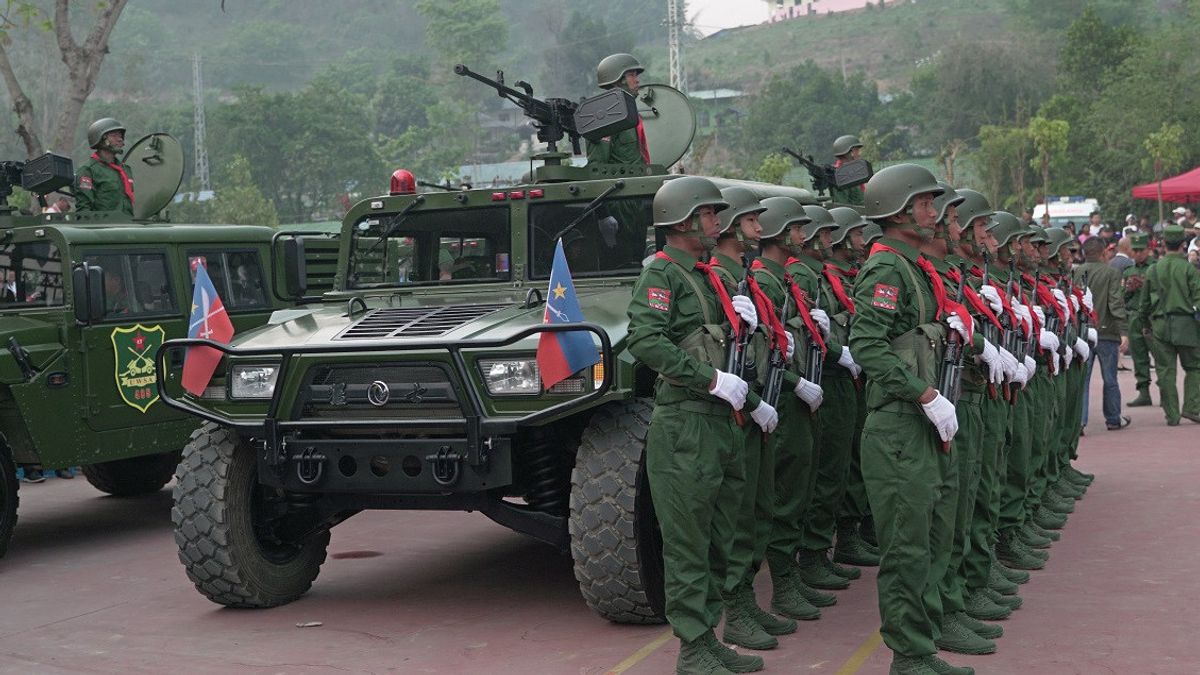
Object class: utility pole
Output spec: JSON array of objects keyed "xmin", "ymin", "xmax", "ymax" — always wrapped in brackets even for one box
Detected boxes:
[
  {"xmin": 667, "ymin": 0, "xmax": 687, "ymax": 94},
  {"xmin": 192, "ymin": 53, "xmax": 211, "ymax": 192}
]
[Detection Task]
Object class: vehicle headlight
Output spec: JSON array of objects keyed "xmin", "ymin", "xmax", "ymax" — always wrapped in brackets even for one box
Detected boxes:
[
  {"xmin": 478, "ymin": 358, "xmax": 540, "ymax": 395},
  {"xmin": 229, "ymin": 364, "xmax": 280, "ymax": 399}
]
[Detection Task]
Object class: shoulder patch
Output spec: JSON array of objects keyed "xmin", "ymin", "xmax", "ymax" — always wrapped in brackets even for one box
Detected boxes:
[
  {"xmin": 78, "ymin": 175, "xmax": 93, "ymax": 190},
  {"xmin": 647, "ymin": 287, "xmax": 671, "ymax": 312},
  {"xmin": 872, "ymin": 283, "xmax": 898, "ymax": 310}
]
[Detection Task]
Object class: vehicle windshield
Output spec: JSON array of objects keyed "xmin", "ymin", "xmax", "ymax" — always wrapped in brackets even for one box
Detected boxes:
[
  {"xmin": 529, "ymin": 195, "xmax": 655, "ymax": 278},
  {"xmin": 0, "ymin": 240, "xmax": 64, "ymax": 310},
  {"xmin": 348, "ymin": 207, "xmax": 512, "ymax": 289}
]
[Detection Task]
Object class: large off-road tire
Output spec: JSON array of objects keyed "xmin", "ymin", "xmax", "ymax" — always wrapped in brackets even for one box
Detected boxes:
[
  {"xmin": 569, "ymin": 398, "xmax": 666, "ymax": 624},
  {"xmin": 82, "ymin": 450, "xmax": 182, "ymax": 497},
  {"xmin": 0, "ymin": 436, "xmax": 18, "ymax": 559},
  {"xmin": 172, "ymin": 423, "xmax": 329, "ymax": 608}
]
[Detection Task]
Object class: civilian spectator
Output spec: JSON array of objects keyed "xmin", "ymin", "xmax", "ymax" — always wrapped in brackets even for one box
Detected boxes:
[
  {"xmin": 1087, "ymin": 210, "xmax": 1103, "ymax": 236},
  {"xmin": 1111, "ymin": 238, "xmax": 1135, "ymax": 272},
  {"xmin": 1077, "ymin": 236, "xmax": 1132, "ymax": 430}
]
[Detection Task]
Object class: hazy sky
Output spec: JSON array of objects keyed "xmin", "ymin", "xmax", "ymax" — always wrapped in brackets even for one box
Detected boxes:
[{"xmin": 689, "ymin": 0, "xmax": 771, "ymax": 35}]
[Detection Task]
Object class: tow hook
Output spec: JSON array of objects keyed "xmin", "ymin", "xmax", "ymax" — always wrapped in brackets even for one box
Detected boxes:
[
  {"xmin": 292, "ymin": 446, "xmax": 326, "ymax": 485},
  {"xmin": 426, "ymin": 446, "xmax": 462, "ymax": 487}
]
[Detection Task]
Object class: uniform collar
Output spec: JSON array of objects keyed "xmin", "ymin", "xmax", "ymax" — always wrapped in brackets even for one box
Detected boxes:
[
  {"xmin": 662, "ymin": 244, "xmax": 701, "ymax": 265},
  {"xmin": 712, "ymin": 251, "xmax": 745, "ymax": 278},
  {"xmin": 877, "ymin": 236, "xmax": 920, "ymax": 263},
  {"xmin": 758, "ymin": 256, "xmax": 787, "ymax": 276}
]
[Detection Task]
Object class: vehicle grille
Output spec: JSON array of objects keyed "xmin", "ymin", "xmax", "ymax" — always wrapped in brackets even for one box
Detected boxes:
[
  {"xmin": 295, "ymin": 363, "xmax": 463, "ymax": 420},
  {"xmin": 336, "ymin": 303, "xmax": 511, "ymax": 340}
]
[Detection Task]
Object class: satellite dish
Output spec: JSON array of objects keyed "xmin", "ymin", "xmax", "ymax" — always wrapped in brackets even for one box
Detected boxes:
[
  {"xmin": 123, "ymin": 132, "xmax": 184, "ymax": 220},
  {"xmin": 637, "ymin": 84, "xmax": 696, "ymax": 169}
]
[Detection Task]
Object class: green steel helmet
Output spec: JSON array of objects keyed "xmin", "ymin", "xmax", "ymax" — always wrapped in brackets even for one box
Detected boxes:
[
  {"xmin": 800, "ymin": 204, "xmax": 838, "ymax": 242},
  {"xmin": 829, "ymin": 206, "xmax": 869, "ymax": 245},
  {"xmin": 989, "ymin": 211, "xmax": 1028, "ymax": 247},
  {"xmin": 861, "ymin": 163, "xmax": 945, "ymax": 220},
  {"xmin": 87, "ymin": 117, "xmax": 125, "ymax": 149},
  {"xmin": 758, "ymin": 196, "xmax": 809, "ymax": 240},
  {"xmin": 596, "ymin": 53, "xmax": 644, "ymax": 88},
  {"xmin": 955, "ymin": 189, "xmax": 994, "ymax": 229},
  {"xmin": 832, "ymin": 134, "xmax": 863, "ymax": 157},
  {"xmin": 652, "ymin": 176, "xmax": 728, "ymax": 227},
  {"xmin": 933, "ymin": 181, "xmax": 965, "ymax": 224},
  {"xmin": 1044, "ymin": 227, "xmax": 1073, "ymax": 257},
  {"xmin": 718, "ymin": 186, "xmax": 766, "ymax": 235},
  {"xmin": 1027, "ymin": 225, "xmax": 1051, "ymax": 244},
  {"xmin": 862, "ymin": 223, "xmax": 884, "ymax": 245}
]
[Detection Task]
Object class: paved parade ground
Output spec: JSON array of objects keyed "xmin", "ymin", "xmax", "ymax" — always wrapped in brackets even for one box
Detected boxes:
[{"xmin": 2, "ymin": 368, "xmax": 1197, "ymax": 675}]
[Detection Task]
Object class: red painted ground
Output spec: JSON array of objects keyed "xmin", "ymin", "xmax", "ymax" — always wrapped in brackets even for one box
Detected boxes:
[{"xmin": 1, "ymin": 366, "xmax": 1196, "ymax": 674}]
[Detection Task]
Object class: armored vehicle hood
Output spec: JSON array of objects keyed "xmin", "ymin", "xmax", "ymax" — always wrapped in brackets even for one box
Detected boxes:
[{"xmin": 0, "ymin": 316, "xmax": 63, "ymax": 385}]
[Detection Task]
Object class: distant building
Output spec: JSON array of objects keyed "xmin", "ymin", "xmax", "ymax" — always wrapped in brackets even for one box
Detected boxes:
[
  {"xmin": 765, "ymin": 0, "xmax": 878, "ymax": 22},
  {"xmin": 689, "ymin": 89, "xmax": 746, "ymax": 135}
]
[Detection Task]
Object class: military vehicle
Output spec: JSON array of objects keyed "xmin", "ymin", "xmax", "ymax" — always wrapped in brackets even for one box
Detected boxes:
[
  {"xmin": 0, "ymin": 133, "xmax": 325, "ymax": 559},
  {"xmin": 156, "ymin": 68, "xmax": 816, "ymax": 622}
]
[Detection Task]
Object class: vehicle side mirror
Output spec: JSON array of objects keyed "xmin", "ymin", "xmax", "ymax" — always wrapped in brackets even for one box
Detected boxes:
[
  {"xmin": 282, "ymin": 237, "xmax": 307, "ymax": 298},
  {"xmin": 72, "ymin": 263, "xmax": 105, "ymax": 325}
]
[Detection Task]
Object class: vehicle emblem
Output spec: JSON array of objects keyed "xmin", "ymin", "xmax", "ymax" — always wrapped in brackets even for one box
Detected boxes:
[
  {"xmin": 110, "ymin": 324, "xmax": 166, "ymax": 413},
  {"xmin": 402, "ymin": 383, "xmax": 427, "ymax": 404},
  {"xmin": 366, "ymin": 380, "xmax": 390, "ymax": 407},
  {"xmin": 329, "ymin": 382, "xmax": 347, "ymax": 406}
]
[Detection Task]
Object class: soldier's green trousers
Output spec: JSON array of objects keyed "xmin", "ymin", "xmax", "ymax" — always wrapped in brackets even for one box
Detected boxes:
[
  {"xmin": 1149, "ymin": 335, "xmax": 1200, "ymax": 424},
  {"xmin": 862, "ymin": 405, "xmax": 958, "ymax": 657},
  {"xmin": 1130, "ymin": 316, "xmax": 1153, "ymax": 392},
  {"xmin": 839, "ymin": 383, "xmax": 871, "ymax": 522},
  {"xmin": 800, "ymin": 374, "xmax": 858, "ymax": 552},
  {"xmin": 967, "ymin": 390, "xmax": 1011, "ymax": 591},
  {"xmin": 937, "ymin": 391, "xmax": 984, "ymax": 618},
  {"xmin": 1028, "ymin": 369, "xmax": 1065, "ymax": 509},
  {"xmin": 767, "ymin": 392, "xmax": 819, "ymax": 563},
  {"xmin": 725, "ymin": 419, "xmax": 775, "ymax": 592},
  {"xmin": 999, "ymin": 374, "xmax": 1037, "ymax": 533},
  {"xmin": 645, "ymin": 402, "xmax": 746, "ymax": 642},
  {"xmin": 1056, "ymin": 360, "xmax": 1086, "ymax": 474}
]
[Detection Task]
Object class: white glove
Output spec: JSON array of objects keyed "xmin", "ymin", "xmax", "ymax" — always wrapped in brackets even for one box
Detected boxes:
[
  {"xmin": 1023, "ymin": 355, "xmax": 1036, "ymax": 386},
  {"xmin": 1061, "ymin": 348, "xmax": 1071, "ymax": 370},
  {"xmin": 838, "ymin": 346, "xmax": 862, "ymax": 379},
  {"xmin": 709, "ymin": 370, "xmax": 749, "ymax": 410},
  {"xmin": 1074, "ymin": 337, "xmax": 1090, "ymax": 361},
  {"xmin": 794, "ymin": 377, "xmax": 824, "ymax": 412},
  {"xmin": 785, "ymin": 332, "xmax": 795, "ymax": 360},
  {"xmin": 1013, "ymin": 302, "xmax": 1032, "ymax": 334},
  {"xmin": 1087, "ymin": 327, "xmax": 1098, "ymax": 346},
  {"xmin": 977, "ymin": 339, "xmax": 1004, "ymax": 386},
  {"xmin": 947, "ymin": 312, "xmax": 972, "ymax": 342},
  {"xmin": 1014, "ymin": 360, "xmax": 1030, "ymax": 386},
  {"xmin": 1039, "ymin": 328, "xmax": 1060, "ymax": 352},
  {"xmin": 1069, "ymin": 294, "xmax": 1080, "ymax": 312},
  {"xmin": 921, "ymin": 393, "xmax": 959, "ymax": 443},
  {"xmin": 1032, "ymin": 305, "xmax": 1046, "ymax": 326},
  {"xmin": 750, "ymin": 401, "xmax": 778, "ymax": 434},
  {"xmin": 1083, "ymin": 288, "xmax": 1094, "ymax": 311},
  {"xmin": 998, "ymin": 347, "xmax": 1019, "ymax": 381},
  {"xmin": 1052, "ymin": 288, "xmax": 1070, "ymax": 317},
  {"xmin": 979, "ymin": 285, "xmax": 1005, "ymax": 314},
  {"xmin": 809, "ymin": 308, "xmax": 830, "ymax": 337},
  {"xmin": 730, "ymin": 294, "xmax": 758, "ymax": 333},
  {"xmin": 1051, "ymin": 351, "xmax": 1061, "ymax": 374}
]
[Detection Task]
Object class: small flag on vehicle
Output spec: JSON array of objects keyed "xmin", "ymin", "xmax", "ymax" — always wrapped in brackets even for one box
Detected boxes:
[
  {"xmin": 181, "ymin": 262, "xmax": 235, "ymax": 396},
  {"xmin": 536, "ymin": 239, "xmax": 600, "ymax": 390}
]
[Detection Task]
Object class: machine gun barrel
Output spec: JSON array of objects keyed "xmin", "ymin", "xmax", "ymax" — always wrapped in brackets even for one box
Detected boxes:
[
  {"xmin": 455, "ymin": 63, "xmax": 582, "ymax": 154},
  {"xmin": 781, "ymin": 147, "xmax": 833, "ymax": 194}
]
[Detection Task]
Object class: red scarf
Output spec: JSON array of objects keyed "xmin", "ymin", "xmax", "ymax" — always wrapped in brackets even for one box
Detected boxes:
[
  {"xmin": 1071, "ymin": 285, "xmax": 1098, "ymax": 324},
  {"xmin": 948, "ymin": 267, "xmax": 1002, "ymax": 333},
  {"xmin": 636, "ymin": 118, "xmax": 651, "ymax": 165},
  {"xmin": 656, "ymin": 251, "xmax": 741, "ymax": 338},
  {"xmin": 752, "ymin": 259, "xmax": 827, "ymax": 354},
  {"xmin": 972, "ymin": 266, "xmax": 1023, "ymax": 334},
  {"xmin": 711, "ymin": 257, "xmax": 787, "ymax": 355},
  {"xmin": 91, "ymin": 152, "xmax": 135, "ymax": 205},
  {"xmin": 1028, "ymin": 273, "xmax": 1067, "ymax": 325},
  {"xmin": 870, "ymin": 243, "xmax": 974, "ymax": 342},
  {"xmin": 822, "ymin": 263, "xmax": 856, "ymax": 314}
]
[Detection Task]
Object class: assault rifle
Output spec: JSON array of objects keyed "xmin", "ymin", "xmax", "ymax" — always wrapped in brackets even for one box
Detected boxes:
[
  {"xmin": 979, "ymin": 253, "xmax": 999, "ymax": 400},
  {"xmin": 938, "ymin": 263, "xmax": 969, "ymax": 431},
  {"xmin": 763, "ymin": 291, "xmax": 792, "ymax": 408},
  {"xmin": 455, "ymin": 64, "xmax": 637, "ymax": 156},
  {"xmin": 725, "ymin": 245, "xmax": 760, "ymax": 382},
  {"xmin": 804, "ymin": 283, "xmax": 824, "ymax": 388}
]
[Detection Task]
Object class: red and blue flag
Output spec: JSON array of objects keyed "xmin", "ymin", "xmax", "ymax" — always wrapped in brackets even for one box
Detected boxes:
[
  {"xmin": 537, "ymin": 239, "xmax": 600, "ymax": 390},
  {"xmin": 181, "ymin": 261, "xmax": 236, "ymax": 396}
]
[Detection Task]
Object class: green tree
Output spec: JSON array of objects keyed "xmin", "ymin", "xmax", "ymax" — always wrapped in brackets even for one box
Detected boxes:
[
  {"xmin": 1142, "ymin": 122, "xmax": 1185, "ymax": 225},
  {"xmin": 1058, "ymin": 6, "xmax": 1138, "ymax": 97},
  {"xmin": 416, "ymin": 0, "xmax": 508, "ymax": 66},
  {"xmin": 754, "ymin": 153, "xmax": 791, "ymax": 185},
  {"xmin": 1027, "ymin": 116, "xmax": 1069, "ymax": 208},
  {"xmin": 973, "ymin": 123, "xmax": 1030, "ymax": 212},
  {"xmin": 210, "ymin": 155, "xmax": 278, "ymax": 227}
]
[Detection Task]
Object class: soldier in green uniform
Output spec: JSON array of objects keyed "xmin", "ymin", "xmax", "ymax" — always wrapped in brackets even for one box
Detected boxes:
[
  {"xmin": 830, "ymin": 135, "xmax": 865, "ymax": 205},
  {"xmin": 586, "ymin": 54, "xmax": 650, "ymax": 166},
  {"xmin": 1135, "ymin": 225, "xmax": 1200, "ymax": 426},
  {"xmin": 627, "ymin": 176, "xmax": 765, "ymax": 674},
  {"xmin": 1124, "ymin": 233, "xmax": 1156, "ymax": 406},
  {"xmin": 849, "ymin": 164, "xmax": 976, "ymax": 675},
  {"xmin": 75, "ymin": 117, "xmax": 135, "ymax": 215},
  {"xmin": 708, "ymin": 187, "xmax": 798, "ymax": 652}
]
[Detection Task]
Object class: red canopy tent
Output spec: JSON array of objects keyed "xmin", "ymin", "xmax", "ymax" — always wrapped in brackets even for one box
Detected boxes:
[{"xmin": 1131, "ymin": 166, "xmax": 1200, "ymax": 203}]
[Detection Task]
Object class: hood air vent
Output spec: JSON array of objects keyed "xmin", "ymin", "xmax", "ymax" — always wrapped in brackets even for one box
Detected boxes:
[{"xmin": 336, "ymin": 303, "xmax": 511, "ymax": 340}]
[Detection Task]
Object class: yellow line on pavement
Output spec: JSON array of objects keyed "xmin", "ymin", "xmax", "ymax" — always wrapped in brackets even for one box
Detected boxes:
[
  {"xmin": 834, "ymin": 631, "xmax": 883, "ymax": 675},
  {"xmin": 606, "ymin": 628, "xmax": 674, "ymax": 674}
]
